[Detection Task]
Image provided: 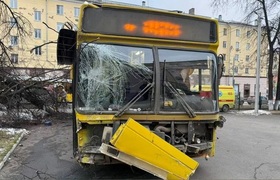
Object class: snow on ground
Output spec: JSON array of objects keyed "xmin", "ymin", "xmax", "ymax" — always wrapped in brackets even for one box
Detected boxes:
[
  {"xmin": 0, "ymin": 128, "xmax": 28, "ymax": 170},
  {"xmin": 0, "ymin": 110, "xmax": 34, "ymax": 121},
  {"xmin": 0, "ymin": 128, "xmax": 28, "ymax": 155},
  {"xmin": 0, "ymin": 111, "xmax": 6, "ymax": 116},
  {"xmin": 232, "ymin": 110, "xmax": 272, "ymax": 116},
  {"xmin": 0, "ymin": 128, "xmax": 28, "ymax": 136},
  {"xmin": 0, "ymin": 104, "xmax": 72, "ymax": 121}
]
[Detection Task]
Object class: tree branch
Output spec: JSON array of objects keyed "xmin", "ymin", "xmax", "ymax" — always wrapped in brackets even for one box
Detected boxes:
[
  {"xmin": 43, "ymin": 21, "xmax": 58, "ymax": 33},
  {"xmin": 29, "ymin": 41, "xmax": 57, "ymax": 53}
]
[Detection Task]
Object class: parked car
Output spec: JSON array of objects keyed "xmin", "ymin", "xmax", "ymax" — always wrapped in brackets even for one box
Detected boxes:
[
  {"xmin": 247, "ymin": 96, "xmax": 268, "ymax": 105},
  {"xmin": 236, "ymin": 96, "xmax": 244, "ymax": 105}
]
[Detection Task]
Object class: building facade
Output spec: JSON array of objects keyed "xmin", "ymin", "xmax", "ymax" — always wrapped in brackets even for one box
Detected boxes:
[
  {"xmin": 217, "ymin": 18, "xmax": 269, "ymax": 98},
  {"xmin": 2, "ymin": 0, "xmax": 83, "ymax": 80}
]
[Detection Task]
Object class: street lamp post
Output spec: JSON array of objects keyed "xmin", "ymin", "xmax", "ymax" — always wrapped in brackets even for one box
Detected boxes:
[
  {"xmin": 254, "ymin": 15, "xmax": 261, "ymax": 114},
  {"xmin": 232, "ymin": 57, "xmax": 235, "ymax": 86},
  {"xmin": 275, "ymin": 48, "xmax": 280, "ymax": 110},
  {"xmin": 228, "ymin": 46, "xmax": 233, "ymax": 86}
]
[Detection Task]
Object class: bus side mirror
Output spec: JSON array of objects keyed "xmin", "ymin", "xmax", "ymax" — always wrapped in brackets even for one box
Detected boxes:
[
  {"xmin": 217, "ymin": 54, "xmax": 224, "ymax": 80},
  {"xmin": 57, "ymin": 29, "xmax": 77, "ymax": 65}
]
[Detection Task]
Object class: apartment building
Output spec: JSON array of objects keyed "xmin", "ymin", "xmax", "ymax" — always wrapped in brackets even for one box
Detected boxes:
[
  {"xmin": 218, "ymin": 17, "xmax": 269, "ymax": 98},
  {"xmin": 2, "ymin": 0, "xmax": 83, "ymax": 80}
]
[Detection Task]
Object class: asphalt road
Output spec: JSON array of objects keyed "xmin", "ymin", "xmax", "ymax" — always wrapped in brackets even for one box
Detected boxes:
[
  {"xmin": 193, "ymin": 112, "xmax": 280, "ymax": 179},
  {"xmin": 1, "ymin": 111, "xmax": 280, "ymax": 179}
]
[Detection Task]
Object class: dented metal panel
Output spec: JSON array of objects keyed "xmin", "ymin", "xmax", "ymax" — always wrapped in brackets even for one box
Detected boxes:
[
  {"xmin": 99, "ymin": 143, "xmax": 170, "ymax": 179},
  {"xmin": 103, "ymin": 118, "xmax": 199, "ymax": 179}
]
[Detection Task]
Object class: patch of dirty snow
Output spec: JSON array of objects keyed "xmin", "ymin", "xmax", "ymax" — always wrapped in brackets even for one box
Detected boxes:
[
  {"xmin": 0, "ymin": 128, "xmax": 28, "ymax": 135},
  {"xmin": 235, "ymin": 110, "xmax": 271, "ymax": 116},
  {"xmin": 0, "ymin": 111, "xmax": 7, "ymax": 116},
  {"xmin": 18, "ymin": 112, "xmax": 33, "ymax": 121},
  {"xmin": 0, "ymin": 110, "xmax": 34, "ymax": 121}
]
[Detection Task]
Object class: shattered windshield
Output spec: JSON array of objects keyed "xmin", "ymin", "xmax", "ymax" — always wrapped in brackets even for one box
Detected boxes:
[
  {"xmin": 76, "ymin": 44, "xmax": 218, "ymax": 114},
  {"xmin": 159, "ymin": 49, "xmax": 217, "ymax": 112},
  {"xmin": 77, "ymin": 44, "xmax": 154, "ymax": 112}
]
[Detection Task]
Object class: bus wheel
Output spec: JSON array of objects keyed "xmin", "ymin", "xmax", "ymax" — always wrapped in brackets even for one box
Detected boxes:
[{"xmin": 222, "ymin": 105, "xmax": 229, "ymax": 112}]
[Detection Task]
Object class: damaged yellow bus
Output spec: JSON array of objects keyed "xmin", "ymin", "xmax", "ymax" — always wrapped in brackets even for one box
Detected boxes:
[{"xmin": 57, "ymin": 2, "xmax": 225, "ymax": 179}]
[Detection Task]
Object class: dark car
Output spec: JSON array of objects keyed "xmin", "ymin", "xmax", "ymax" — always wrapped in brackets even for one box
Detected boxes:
[
  {"xmin": 235, "ymin": 96, "xmax": 244, "ymax": 106},
  {"xmin": 247, "ymin": 96, "xmax": 268, "ymax": 105},
  {"xmin": 239, "ymin": 98, "xmax": 245, "ymax": 105}
]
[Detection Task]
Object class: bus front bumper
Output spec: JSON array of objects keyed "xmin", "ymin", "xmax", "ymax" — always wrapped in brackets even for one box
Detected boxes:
[{"xmin": 99, "ymin": 118, "xmax": 199, "ymax": 180}]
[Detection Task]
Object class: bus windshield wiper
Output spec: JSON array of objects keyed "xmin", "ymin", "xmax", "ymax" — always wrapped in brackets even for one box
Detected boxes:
[
  {"xmin": 114, "ymin": 82, "xmax": 154, "ymax": 117},
  {"xmin": 162, "ymin": 60, "xmax": 196, "ymax": 118},
  {"xmin": 165, "ymin": 82, "xmax": 196, "ymax": 118}
]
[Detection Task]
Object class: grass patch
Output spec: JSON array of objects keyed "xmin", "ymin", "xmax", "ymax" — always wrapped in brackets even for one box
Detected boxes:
[{"xmin": 0, "ymin": 129, "xmax": 22, "ymax": 163}]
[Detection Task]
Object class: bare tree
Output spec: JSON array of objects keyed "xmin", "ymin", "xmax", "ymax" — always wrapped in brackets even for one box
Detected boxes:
[
  {"xmin": 212, "ymin": 0, "xmax": 280, "ymax": 110},
  {"xmin": 0, "ymin": 0, "xmax": 33, "ymax": 114},
  {"xmin": 0, "ymin": 1, "xmax": 71, "ymax": 124},
  {"xmin": 0, "ymin": 0, "xmax": 31, "ymax": 60}
]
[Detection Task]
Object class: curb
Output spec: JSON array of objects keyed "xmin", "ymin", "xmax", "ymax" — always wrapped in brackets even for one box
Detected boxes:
[{"xmin": 0, "ymin": 129, "xmax": 27, "ymax": 170}]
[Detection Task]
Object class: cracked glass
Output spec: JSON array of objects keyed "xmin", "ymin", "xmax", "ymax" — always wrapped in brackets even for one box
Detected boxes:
[
  {"xmin": 159, "ymin": 49, "xmax": 217, "ymax": 112},
  {"xmin": 77, "ymin": 44, "xmax": 154, "ymax": 113},
  {"xmin": 76, "ymin": 43, "xmax": 218, "ymax": 114}
]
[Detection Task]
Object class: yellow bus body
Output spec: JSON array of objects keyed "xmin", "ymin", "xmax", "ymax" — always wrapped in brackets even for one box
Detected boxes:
[{"xmin": 57, "ymin": 2, "xmax": 226, "ymax": 179}]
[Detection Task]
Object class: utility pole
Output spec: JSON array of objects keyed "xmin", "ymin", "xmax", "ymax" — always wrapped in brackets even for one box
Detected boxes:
[
  {"xmin": 232, "ymin": 55, "xmax": 235, "ymax": 86},
  {"xmin": 254, "ymin": 15, "xmax": 262, "ymax": 114},
  {"xmin": 275, "ymin": 48, "xmax": 280, "ymax": 110}
]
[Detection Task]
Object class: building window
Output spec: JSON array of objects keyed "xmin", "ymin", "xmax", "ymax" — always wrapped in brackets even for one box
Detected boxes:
[
  {"xmin": 236, "ymin": 29, "xmax": 240, "ymax": 37},
  {"xmin": 223, "ymin": 28, "xmax": 227, "ymax": 36},
  {"xmin": 235, "ymin": 42, "xmax": 240, "ymax": 51},
  {"xmin": 57, "ymin": 5, "xmax": 64, "ymax": 15},
  {"xmin": 246, "ymin": 43, "xmax": 250, "ymax": 50},
  {"xmin": 11, "ymin": 36, "xmax": 18, "ymax": 46},
  {"xmin": 246, "ymin": 30, "xmax": 251, "ymax": 38},
  {"xmin": 74, "ymin": 7, "xmax": 80, "ymax": 17},
  {"xmin": 10, "ymin": 17, "xmax": 17, "ymax": 27},
  {"xmin": 223, "ymin": 41, "xmax": 227, "ymax": 48},
  {"xmin": 34, "ymin": 29, "xmax": 41, "ymax": 39},
  {"xmin": 10, "ymin": 0, "xmax": 17, "ymax": 8},
  {"xmin": 245, "ymin": 68, "xmax": 249, "ymax": 74},
  {"xmin": 34, "ymin": 11, "xmax": 41, "ymax": 21},
  {"xmin": 234, "ymin": 54, "xmax": 239, "ymax": 61},
  {"xmin": 57, "ymin": 22, "xmax": 64, "ymax": 31},
  {"xmin": 35, "ymin": 47, "xmax": 42, "ymax": 55},
  {"xmin": 223, "ymin": 54, "xmax": 226, "ymax": 61},
  {"xmin": 11, "ymin": 54, "xmax": 18, "ymax": 64},
  {"xmin": 246, "ymin": 55, "xmax": 250, "ymax": 62}
]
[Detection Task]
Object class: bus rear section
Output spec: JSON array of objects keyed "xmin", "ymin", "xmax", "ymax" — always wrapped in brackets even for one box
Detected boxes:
[{"xmin": 219, "ymin": 85, "xmax": 235, "ymax": 112}]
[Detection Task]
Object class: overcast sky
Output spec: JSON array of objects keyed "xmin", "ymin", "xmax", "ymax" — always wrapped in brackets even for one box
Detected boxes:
[{"xmin": 110, "ymin": 0, "xmax": 244, "ymax": 21}]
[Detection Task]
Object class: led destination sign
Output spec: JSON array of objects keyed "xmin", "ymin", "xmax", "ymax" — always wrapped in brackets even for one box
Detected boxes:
[{"xmin": 82, "ymin": 7, "xmax": 217, "ymax": 43}]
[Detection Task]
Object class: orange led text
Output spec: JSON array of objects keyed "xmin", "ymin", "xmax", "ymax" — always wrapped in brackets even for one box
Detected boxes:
[
  {"xmin": 142, "ymin": 20, "xmax": 182, "ymax": 37},
  {"xmin": 124, "ymin": 23, "xmax": 137, "ymax": 32}
]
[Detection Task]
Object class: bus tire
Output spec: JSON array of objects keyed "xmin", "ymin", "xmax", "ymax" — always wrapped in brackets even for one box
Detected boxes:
[{"xmin": 222, "ymin": 105, "xmax": 229, "ymax": 112}]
